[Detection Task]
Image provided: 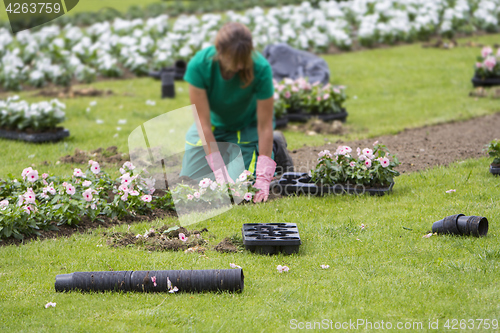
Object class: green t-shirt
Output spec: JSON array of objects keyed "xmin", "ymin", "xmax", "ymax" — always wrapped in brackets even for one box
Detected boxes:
[{"xmin": 183, "ymin": 45, "xmax": 274, "ymax": 131}]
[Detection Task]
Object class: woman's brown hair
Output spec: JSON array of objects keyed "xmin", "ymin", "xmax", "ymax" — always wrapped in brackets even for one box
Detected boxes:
[{"xmin": 214, "ymin": 22, "xmax": 254, "ymax": 88}]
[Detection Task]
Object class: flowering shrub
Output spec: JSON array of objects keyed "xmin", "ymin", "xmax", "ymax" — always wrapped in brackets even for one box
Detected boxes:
[
  {"xmin": 171, "ymin": 170, "xmax": 259, "ymax": 209},
  {"xmin": 486, "ymin": 139, "xmax": 500, "ymax": 165},
  {"xmin": 0, "ymin": 161, "xmax": 174, "ymax": 239},
  {"xmin": 274, "ymin": 78, "xmax": 347, "ymax": 114},
  {"xmin": 475, "ymin": 47, "xmax": 500, "ymax": 79},
  {"xmin": 311, "ymin": 142, "xmax": 400, "ymax": 187},
  {"xmin": 0, "ymin": 96, "xmax": 66, "ymax": 131}
]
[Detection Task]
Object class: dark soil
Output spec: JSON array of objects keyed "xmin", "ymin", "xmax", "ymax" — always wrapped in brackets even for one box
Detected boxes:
[
  {"xmin": 214, "ymin": 237, "xmax": 239, "ymax": 253},
  {"xmin": 57, "ymin": 146, "xmax": 130, "ymax": 165},
  {"xmin": 290, "ymin": 112, "xmax": 500, "ymax": 175},
  {"xmin": 0, "ymin": 126, "xmax": 66, "ymax": 134},
  {"xmin": 106, "ymin": 225, "xmax": 209, "ymax": 252},
  {"xmin": 287, "ymin": 118, "xmax": 344, "ymax": 136}
]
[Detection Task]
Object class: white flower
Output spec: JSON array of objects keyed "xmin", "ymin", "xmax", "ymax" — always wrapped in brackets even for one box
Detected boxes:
[{"xmin": 44, "ymin": 302, "xmax": 56, "ymax": 308}]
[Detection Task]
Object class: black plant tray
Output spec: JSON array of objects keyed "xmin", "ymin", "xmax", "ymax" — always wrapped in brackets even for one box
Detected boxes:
[
  {"xmin": 271, "ymin": 172, "xmax": 394, "ymax": 196},
  {"xmin": 472, "ymin": 75, "xmax": 500, "ymax": 87},
  {"xmin": 0, "ymin": 128, "xmax": 69, "ymax": 143},
  {"xmin": 490, "ymin": 165, "xmax": 500, "ymax": 175},
  {"xmin": 286, "ymin": 108, "xmax": 348, "ymax": 123},
  {"xmin": 275, "ymin": 116, "xmax": 288, "ymax": 129},
  {"xmin": 242, "ymin": 223, "xmax": 301, "ymax": 255}
]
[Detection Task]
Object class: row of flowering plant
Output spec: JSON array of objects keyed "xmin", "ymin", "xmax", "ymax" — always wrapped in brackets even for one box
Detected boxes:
[
  {"xmin": 475, "ymin": 46, "xmax": 500, "ymax": 79},
  {"xmin": 274, "ymin": 78, "xmax": 347, "ymax": 115},
  {"xmin": 486, "ymin": 139, "xmax": 500, "ymax": 166},
  {"xmin": 0, "ymin": 96, "xmax": 66, "ymax": 131},
  {"xmin": 311, "ymin": 141, "xmax": 400, "ymax": 187},
  {"xmin": 0, "ymin": 161, "xmax": 174, "ymax": 239},
  {"xmin": 171, "ymin": 170, "xmax": 259, "ymax": 209}
]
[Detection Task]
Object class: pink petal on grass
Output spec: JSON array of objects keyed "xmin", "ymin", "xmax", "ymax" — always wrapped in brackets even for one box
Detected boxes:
[
  {"xmin": 230, "ymin": 263, "xmax": 242, "ymax": 269},
  {"xmin": 320, "ymin": 265, "xmax": 330, "ymax": 269},
  {"xmin": 422, "ymin": 233, "xmax": 433, "ymax": 238},
  {"xmin": 445, "ymin": 189, "xmax": 456, "ymax": 194}
]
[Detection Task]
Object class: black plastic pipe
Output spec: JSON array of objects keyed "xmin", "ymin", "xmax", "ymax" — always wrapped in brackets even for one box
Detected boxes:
[
  {"xmin": 55, "ymin": 269, "xmax": 244, "ymax": 293},
  {"xmin": 432, "ymin": 214, "xmax": 488, "ymax": 237}
]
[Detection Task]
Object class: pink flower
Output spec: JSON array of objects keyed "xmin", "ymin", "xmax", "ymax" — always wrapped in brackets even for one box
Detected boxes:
[
  {"xmin": 83, "ymin": 189, "xmax": 93, "ymax": 202},
  {"xmin": 194, "ymin": 192, "xmax": 200, "ymax": 199},
  {"xmin": 44, "ymin": 302, "xmax": 56, "ymax": 308},
  {"xmin": 497, "ymin": 48, "xmax": 500, "ymax": 57},
  {"xmin": 22, "ymin": 167, "xmax": 33, "ymax": 179},
  {"xmin": 445, "ymin": 189, "xmax": 456, "ymax": 193},
  {"xmin": 91, "ymin": 203, "xmax": 97, "ymax": 210},
  {"xmin": 141, "ymin": 194, "xmax": 152, "ymax": 202},
  {"xmin": 373, "ymin": 141, "xmax": 379, "ymax": 146},
  {"xmin": 151, "ymin": 276, "xmax": 157, "ymax": 287},
  {"xmin": 350, "ymin": 161, "xmax": 356, "ymax": 167},
  {"xmin": 121, "ymin": 192, "xmax": 129, "ymax": 201},
  {"xmin": 243, "ymin": 192, "xmax": 253, "ymax": 201},
  {"xmin": 273, "ymin": 92, "xmax": 279, "ymax": 100},
  {"xmin": 119, "ymin": 168, "xmax": 126, "ymax": 174},
  {"xmin": 379, "ymin": 157, "xmax": 390, "ymax": 167},
  {"xmin": 123, "ymin": 161, "xmax": 135, "ymax": 170},
  {"xmin": 482, "ymin": 46, "xmax": 493, "ymax": 58},
  {"xmin": 47, "ymin": 187, "xmax": 56, "ymax": 195},
  {"xmin": 91, "ymin": 162, "xmax": 100, "ymax": 174},
  {"xmin": 42, "ymin": 173, "xmax": 49, "ymax": 179},
  {"xmin": 360, "ymin": 224, "xmax": 365, "ymax": 230},
  {"xmin": 318, "ymin": 150, "xmax": 332, "ymax": 158},
  {"xmin": 323, "ymin": 93, "xmax": 330, "ymax": 100},
  {"xmin": 62, "ymin": 182, "xmax": 68, "ymax": 187},
  {"xmin": 356, "ymin": 147, "xmax": 361, "ymax": 156},
  {"xmin": 476, "ymin": 62, "xmax": 483, "ymax": 68},
  {"xmin": 82, "ymin": 180, "xmax": 92, "ymax": 187},
  {"xmin": 484, "ymin": 56, "xmax": 496, "ymax": 71},
  {"xmin": 18, "ymin": 195, "xmax": 24, "ymax": 206},
  {"xmin": 362, "ymin": 148, "xmax": 373, "ymax": 156},
  {"xmin": 210, "ymin": 182, "xmax": 218, "ymax": 191},
  {"xmin": 316, "ymin": 96, "xmax": 322, "ymax": 101},
  {"xmin": 118, "ymin": 184, "xmax": 129, "ymax": 192},
  {"xmin": 320, "ymin": 265, "xmax": 330, "ymax": 269},
  {"xmin": 120, "ymin": 173, "xmax": 131, "ymax": 185},
  {"xmin": 291, "ymin": 86, "xmax": 299, "ymax": 93},
  {"xmin": 284, "ymin": 91, "xmax": 291, "ymax": 99},
  {"xmin": 23, "ymin": 205, "xmax": 34, "ymax": 214},
  {"xmin": 238, "ymin": 173, "xmax": 248, "ymax": 181},
  {"xmin": 149, "ymin": 188, "xmax": 155, "ymax": 195},
  {"xmin": 277, "ymin": 265, "xmax": 289, "ymax": 273},
  {"xmin": 187, "ymin": 194, "xmax": 194, "ymax": 200},
  {"xmin": 130, "ymin": 190, "xmax": 139, "ymax": 196},
  {"xmin": 333, "ymin": 88, "xmax": 340, "ymax": 94},
  {"xmin": 0, "ymin": 199, "xmax": 9, "ymax": 209},
  {"xmin": 199, "ymin": 178, "xmax": 212, "ymax": 188},
  {"xmin": 27, "ymin": 170, "xmax": 39, "ymax": 182},
  {"xmin": 73, "ymin": 168, "xmax": 84, "ymax": 177},
  {"xmin": 358, "ymin": 154, "xmax": 366, "ymax": 162},
  {"xmin": 179, "ymin": 233, "xmax": 187, "ymax": 242},
  {"xmin": 24, "ymin": 188, "xmax": 36, "ymax": 204},
  {"xmin": 88, "ymin": 159, "xmax": 95, "ymax": 165},
  {"xmin": 66, "ymin": 184, "xmax": 76, "ymax": 195},
  {"xmin": 277, "ymin": 85, "xmax": 285, "ymax": 92},
  {"xmin": 364, "ymin": 159, "xmax": 372, "ymax": 168},
  {"xmin": 230, "ymin": 263, "xmax": 242, "ymax": 269},
  {"xmin": 422, "ymin": 232, "xmax": 433, "ymax": 238}
]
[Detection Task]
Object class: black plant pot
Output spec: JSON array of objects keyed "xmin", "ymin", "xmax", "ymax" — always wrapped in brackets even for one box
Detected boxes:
[
  {"xmin": 490, "ymin": 164, "xmax": 500, "ymax": 175},
  {"xmin": 432, "ymin": 214, "xmax": 488, "ymax": 237},
  {"xmin": 55, "ymin": 269, "xmax": 244, "ymax": 293},
  {"xmin": 271, "ymin": 172, "xmax": 393, "ymax": 197},
  {"xmin": 161, "ymin": 72, "xmax": 175, "ymax": 99},
  {"xmin": 174, "ymin": 60, "xmax": 187, "ymax": 81},
  {"xmin": 148, "ymin": 67, "xmax": 174, "ymax": 80},
  {"xmin": 471, "ymin": 75, "xmax": 500, "ymax": 88},
  {"xmin": 286, "ymin": 108, "xmax": 348, "ymax": 123},
  {"xmin": 275, "ymin": 117, "xmax": 288, "ymax": 129},
  {"xmin": 0, "ymin": 128, "xmax": 69, "ymax": 143}
]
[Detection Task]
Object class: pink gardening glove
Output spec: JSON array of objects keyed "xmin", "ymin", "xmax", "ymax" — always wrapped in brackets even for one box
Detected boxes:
[
  {"xmin": 253, "ymin": 155, "xmax": 276, "ymax": 203},
  {"xmin": 205, "ymin": 151, "xmax": 234, "ymax": 184}
]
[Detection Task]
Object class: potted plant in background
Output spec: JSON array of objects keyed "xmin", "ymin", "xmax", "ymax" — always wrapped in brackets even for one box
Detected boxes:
[
  {"xmin": 273, "ymin": 92, "xmax": 289, "ymax": 129},
  {"xmin": 0, "ymin": 95, "xmax": 69, "ymax": 142},
  {"xmin": 472, "ymin": 46, "xmax": 500, "ymax": 87},
  {"xmin": 486, "ymin": 139, "xmax": 500, "ymax": 175}
]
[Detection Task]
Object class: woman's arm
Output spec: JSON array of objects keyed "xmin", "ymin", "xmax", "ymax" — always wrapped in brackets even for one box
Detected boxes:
[
  {"xmin": 189, "ymin": 84, "xmax": 217, "ymax": 155},
  {"xmin": 257, "ymin": 97, "xmax": 274, "ymax": 158}
]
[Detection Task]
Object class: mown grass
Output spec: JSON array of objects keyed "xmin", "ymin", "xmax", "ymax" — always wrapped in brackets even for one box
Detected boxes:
[{"xmin": 0, "ymin": 157, "xmax": 499, "ymax": 332}]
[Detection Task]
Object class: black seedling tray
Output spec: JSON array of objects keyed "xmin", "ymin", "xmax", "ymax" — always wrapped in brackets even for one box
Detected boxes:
[
  {"xmin": 271, "ymin": 172, "xmax": 394, "ymax": 196},
  {"xmin": 471, "ymin": 75, "xmax": 500, "ymax": 88},
  {"xmin": 286, "ymin": 108, "xmax": 348, "ymax": 123},
  {"xmin": 490, "ymin": 165, "xmax": 500, "ymax": 175},
  {"xmin": 0, "ymin": 128, "xmax": 69, "ymax": 143},
  {"xmin": 242, "ymin": 223, "xmax": 301, "ymax": 255},
  {"xmin": 275, "ymin": 117, "xmax": 288, "ymax": 129}
]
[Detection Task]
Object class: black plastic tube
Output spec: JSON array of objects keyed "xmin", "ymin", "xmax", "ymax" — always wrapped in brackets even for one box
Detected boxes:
[
  {"xmin": 55, "ymin": 269, "xmax": 244, "ymax": 293},
  {"xmin": 432, "ymin": 214, "xmax": 488, "ymax": 237}
]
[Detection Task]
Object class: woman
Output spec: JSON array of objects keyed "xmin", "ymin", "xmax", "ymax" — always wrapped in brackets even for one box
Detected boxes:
[{"xmin": 180, "ymin": 22, "xmax": 293, "ymax": 203}]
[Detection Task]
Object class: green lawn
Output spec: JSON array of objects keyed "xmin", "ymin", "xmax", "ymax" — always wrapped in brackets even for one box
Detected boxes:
[
  {"xmin": 1, "ymin": 157, "xmax": 499, "ymax": 332},
  {"xmin": 0, "ymin": 32, "xmax": 499, "ymax": 333}
]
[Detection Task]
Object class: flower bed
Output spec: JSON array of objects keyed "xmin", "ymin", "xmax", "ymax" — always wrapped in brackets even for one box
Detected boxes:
[
  {"xmin": 273, "ymin": 78, "xmax": 347, "ymax": 125},
  {"xmin": 1, "ymin": 0, "xmax": 500, "ymax": 91},
  {"xmin": 0, "ymin": 95, "xmax": 68, "ymax": 142},
  {"xmin": 486, "ymin": 139, "xmax": 500, "ymax": 175},
  {"xmin": 473, "ymin": 46, "xmax": 500, "ymax": 87},
  {"xmin": 0, "ymin": 161, "xmax": 174, "ymax": 239},
  {"xmin": 272, "ymin": 142, "xmax": 400, "ymax": 196}
]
